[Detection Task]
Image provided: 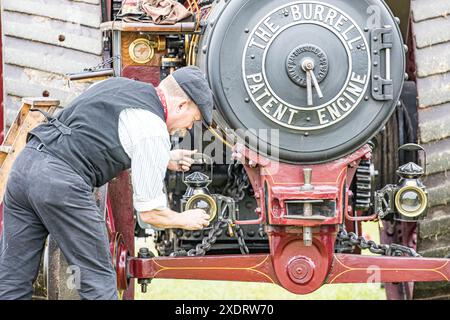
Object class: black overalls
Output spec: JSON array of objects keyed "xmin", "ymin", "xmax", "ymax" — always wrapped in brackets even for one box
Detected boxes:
[{"xmin": 0, "ymin": 78, "xmax": 165, "ymax": 299}]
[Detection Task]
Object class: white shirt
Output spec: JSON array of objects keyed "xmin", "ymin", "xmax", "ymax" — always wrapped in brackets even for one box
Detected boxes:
[{"xmin": 118, "ymin": 108, "xmax": 171, "ymax": 213}]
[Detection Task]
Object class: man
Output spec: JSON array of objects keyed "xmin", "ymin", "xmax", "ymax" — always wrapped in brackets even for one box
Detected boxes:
[{"xmin": 0, "ymin": 66, "xmax": 214, "ymax": 300}]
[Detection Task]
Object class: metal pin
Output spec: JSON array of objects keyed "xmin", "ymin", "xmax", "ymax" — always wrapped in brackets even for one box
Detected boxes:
[
  {"xmin": 309, "ymin": 70, "xmax": 323, "ymax": 99},
  {"xmin": 306, "ymin": 70, "xmax": 313, "ymax": 106}
]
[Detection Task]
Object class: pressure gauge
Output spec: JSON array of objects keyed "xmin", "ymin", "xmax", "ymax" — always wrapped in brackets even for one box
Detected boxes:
[{"xmin": 129, "ymin": 38, "xmax": 154, "ymax": 64}]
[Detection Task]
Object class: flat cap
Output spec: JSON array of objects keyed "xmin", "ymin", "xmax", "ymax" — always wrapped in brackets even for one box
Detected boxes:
[{"xmin": 172, "ymin": 66, "xmax": 214, "ymax": 126}]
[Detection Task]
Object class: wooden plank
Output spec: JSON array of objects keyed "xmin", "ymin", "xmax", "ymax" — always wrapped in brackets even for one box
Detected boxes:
[
  {"xmin": 424, "ymin": 177, "xmax": 450, "ymax": 208},
  {"xmin": 3, "ymin": 11, "xmax": 102, "ymax": 56},
  {"xmin": 22, "ymin": 97, "xmax": 60, "ymax": 107},
  {"xmin": 411, "ymin": 0, "xmax": 450, "ymax": 23},
  {"xmin": 419, "ymin": 215, "xmax": 450, "ymax": 241},
  {"xmin": 414, "ymin": 16, "xmax": 450, "ymax": 49},
  {"xmin": 100, "ymin": 21, "xmax": 197, "ymax": 33},
  {"xmin": 416, "ymin": 72, "xmax": 450, "ymax": 108},
  {"xmin": 0, "ymin": 103, "xmax": 59, "ymax": 202},
  {"xmin": 422, "ymin": 139, "xmax": 450, "ymax": 175},
  {"xmin": 419, "ymin": 103, "xmax": 450, "ymax": 143},
  {"xmin": 3, "ymin": 0, "xmax": 101, "ymax": 28},
  {"xmin": 415, "ymin": 41, "xmax": 450, "ymax": 78}
]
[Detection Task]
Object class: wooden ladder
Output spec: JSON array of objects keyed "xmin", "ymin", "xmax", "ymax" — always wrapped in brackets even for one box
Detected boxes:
[{"xmin": 0, "ymin": 98, "xmax": 61, "ymax": 204}]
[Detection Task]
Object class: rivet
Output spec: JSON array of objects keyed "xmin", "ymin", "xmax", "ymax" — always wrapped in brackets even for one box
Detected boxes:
[
  {"xmin": 251, "ymin": 55, "xmax": 255, "ymax": 59},
  {"xmin": 404, "ymin": 44, "xmax": 409, "ymax": 53},
  {"xmin": 304, "ymin": 132, "xmax": 309, "ymax": 137},
  {"xmin": 373, "ymin": 50, "xmax": 379, "ymax": 55},
  {"xmin": 374, "ymin": 75, "xmax": 379, "ymax": 80},
  {"xmin": 202, "ymin": 46, "xmax": 207, "ymax": 54},
  {"xmin": 374, "ymin": 87, "xmax": 379, "ymax": 92},
  {"xmin": 58, "ymin": 34, "xmax": 65, "ymax": 42},
  {"xmin": 364, "ymin": 96, "xmax": 369, "ymax": 101},
  {"xmin": 245, "ymin": 98, "xmax": 250, "ymax": 103},
  {"xmin": 374, "ymin": 62, "xmax": 379, "ymax": 67},
  {"xmin": 306, "ymin": 117, "xmax": 311, "ymax": 122},
  {"xmin": 364, "ymin": 27, "xmax": 369, "ymax": 32},
  {"xmin": 373, "ymin": 36, "xmax": 378, "ymax": 42},
  {"xmin": 395, "ymin": 17, "xmax": 401, "ymax": 24},
  {"xmin": 405, "ymin": 73, "xmax": 409, "ymax": 80},
  {"xmin": 244, "ymin": 28, "xmax": 249, "ymax": 33}
]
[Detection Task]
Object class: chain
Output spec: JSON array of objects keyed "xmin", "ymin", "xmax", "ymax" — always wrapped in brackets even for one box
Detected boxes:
[
  {"xmin": 223, "ymin": 161, "xmax": 250, "ymax": 201},
  {"xmin": 233, "ymin": 223, "xmax": 250, "ymax": 254},
  {"xmin": 170, "ymin": 218, "xmax": 229, "ymax": 257},
  {"xmin": 336, "ymin": 228, "xmax": 421, "ymax": 257},
  {"xmin": 84, "ymin": 55, "xmax": 120, "ymax": 72}
]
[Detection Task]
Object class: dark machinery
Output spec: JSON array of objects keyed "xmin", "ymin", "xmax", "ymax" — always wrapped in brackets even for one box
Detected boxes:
[{"xmin": 19, "ymin": 0, "xmax": 450, "ymax": 300}]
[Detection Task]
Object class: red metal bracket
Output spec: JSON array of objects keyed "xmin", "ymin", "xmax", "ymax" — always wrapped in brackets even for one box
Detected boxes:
[{"xmin": 128, "ymin": 253, "xmax": 450, "ymax": 294}]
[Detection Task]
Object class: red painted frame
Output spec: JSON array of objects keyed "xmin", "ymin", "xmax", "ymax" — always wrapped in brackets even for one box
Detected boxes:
[{"xmin": 105, "ymin": 143, "xmax": 450, "ymax": 295}]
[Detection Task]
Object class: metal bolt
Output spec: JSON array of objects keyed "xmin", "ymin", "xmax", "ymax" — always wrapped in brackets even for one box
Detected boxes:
[{"xmin": 245, "ymin": 97, "xmax": 250, "ymax": 103}]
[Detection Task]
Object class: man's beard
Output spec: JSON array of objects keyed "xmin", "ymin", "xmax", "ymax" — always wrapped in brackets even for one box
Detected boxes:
[{"xmin": 171, "ymin": 129, "xmax": 188, "ymax": 137}]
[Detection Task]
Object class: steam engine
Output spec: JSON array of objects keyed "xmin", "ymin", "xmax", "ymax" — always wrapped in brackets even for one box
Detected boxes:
[
  {"xmin": 97, "ymin": 0, "xmax": 436, "ymax": 296},
  {"xmin": 123, "ymin": 0, "xmax": 424, "ymax": 255}
]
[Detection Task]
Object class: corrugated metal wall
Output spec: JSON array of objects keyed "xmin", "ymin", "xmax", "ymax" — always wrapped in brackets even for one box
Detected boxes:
[{"xmin": 1, "ymin": 0, "xmax": 104, "ymax": 130}]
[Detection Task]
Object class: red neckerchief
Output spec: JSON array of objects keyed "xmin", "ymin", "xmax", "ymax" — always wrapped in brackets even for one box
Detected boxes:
[{"xmin": 155, "ymin": 87, "xmax": 168, "ymax": 121}]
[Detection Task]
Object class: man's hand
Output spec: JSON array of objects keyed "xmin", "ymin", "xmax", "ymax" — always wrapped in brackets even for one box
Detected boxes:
[
  {"xmin": 178, "ymin": 209, "xmax": 211, "ymax": 230},
  {"xmin": 139, "ymin": 208, "xmax": 210, "ymax": 230},
  {"xmin": 168, "ymin": 149, "xmax": 197, "ymax": 172}
]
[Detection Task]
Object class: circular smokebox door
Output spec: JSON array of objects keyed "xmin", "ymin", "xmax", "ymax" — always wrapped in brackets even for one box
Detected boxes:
[{"xmin": 198, "ymin": 0, "xmax": 405, "ymax": 163}]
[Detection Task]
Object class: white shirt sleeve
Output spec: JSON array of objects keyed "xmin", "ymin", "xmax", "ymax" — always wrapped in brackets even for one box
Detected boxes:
[{"xmin": 118, "ymin": 108, "xmax": 171, "ymax": 213}]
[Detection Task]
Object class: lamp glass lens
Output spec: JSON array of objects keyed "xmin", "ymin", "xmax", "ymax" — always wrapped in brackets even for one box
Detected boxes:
[
  {"xmin": 400, "ymin": 190, "xmax": 422, "ymax": 212},
  {"xmin": 191, "ymin": 198, "xmax": 212, "ymax": 216}
]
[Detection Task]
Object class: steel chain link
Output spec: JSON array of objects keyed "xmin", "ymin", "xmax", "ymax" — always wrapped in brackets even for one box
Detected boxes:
[
  {"xmin": 223, "ymin": 161, "xmax": 250, "ymax": 201},
  {"xmin": 336, "ymin": 228, "xmax": 420, "ymax": 257},
  {"xmin": 233, "ymin": 224, "xmax": 250, "ymax": 255},
  {"xmin": 170, "ymin": 218, "xmax": 229, "ymax": 257}
]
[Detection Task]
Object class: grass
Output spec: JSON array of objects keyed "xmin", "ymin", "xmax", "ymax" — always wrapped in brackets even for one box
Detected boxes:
[{"xmin": 135, "ymin": 222, "xmax": 386, "ymax": 300}]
